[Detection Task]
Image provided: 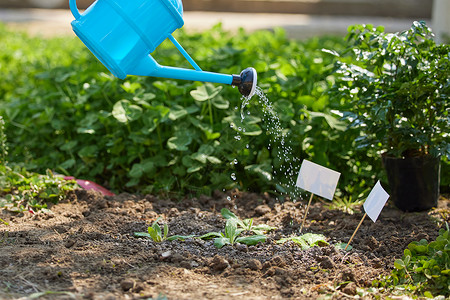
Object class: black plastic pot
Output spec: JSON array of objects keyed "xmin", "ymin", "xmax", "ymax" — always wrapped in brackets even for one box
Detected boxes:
[{"xmin": 382, "ymin": 155, "xmax": 441, "ymax": 212}]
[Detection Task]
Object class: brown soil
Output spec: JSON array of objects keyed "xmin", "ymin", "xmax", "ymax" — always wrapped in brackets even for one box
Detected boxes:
[{"xmin": 0, "ymin": 189, "xmax": 448, "ymax": 299}]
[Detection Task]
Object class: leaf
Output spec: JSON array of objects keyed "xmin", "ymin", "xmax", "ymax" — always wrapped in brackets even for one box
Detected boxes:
[
  {"xmin": 394, "ymin": 259, "xmax": 406, "ymax": 270},
  {"xmin": 236, "ymin": 235, "xmax": 266, "ymax": 246},
  {"xmin": 134, "ymin": 232, "xmax": 151, "ymax": 238},
  {"xmin": 112, "ymin": 100, "xmax": 143, "ymax": 123},
  {"xmin": 163, "ymin": 224, "xmax": 169, "ymax": 240},
  {"xmin": 198, "ymin": 232, "xmax": 222, "ymax": 240},
  {"xmin": 221, "ymin": 208, "xmax": 238, "ymax": 220},
  {"xmin": 334, "ymin": 243, "xmax": 352, "ymax": 251},
  {"xmin": 190, "ymin": 83, "xmax": 222, "ymax": 101},
  {"xmin": 225, "ymin": 218, "xmax": 239, "ymax": 242},
  {"xmin": 211, "ymin": 96, "xmax": 229, "ymax": 109},
  {"xmin": 167, "ymin": 235, "xmax": 196, "ymax": 241},
  {"xmin": 214, "ymin": 237, "xmax": 230, "ymax": 248},
  {"xmin": 167, "ymin": 135, "xmax": 192, "ymax": 151}
]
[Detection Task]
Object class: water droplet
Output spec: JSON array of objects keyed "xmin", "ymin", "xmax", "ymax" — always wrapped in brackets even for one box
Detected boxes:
[
  {"xmin": 226, "ymin": 196, "xmax": 231, "ymax": 201},
  {"xmin": 233, "ymin": 159, "xmax": 238, "ymax": 165},
  {"xmin": 246, "ymin": 144, "xmax": 249, "ymax": 149},
  {"xmin": 234, "ymin": 135, "xmax": 241, "ymax": 141},
  {"xmin": 230, "ymin": 123, "xmax": 234, "ymax": 128},
  {"xmin": 230, "ymin": 173, "xmax": 236, "ymax": 181}
]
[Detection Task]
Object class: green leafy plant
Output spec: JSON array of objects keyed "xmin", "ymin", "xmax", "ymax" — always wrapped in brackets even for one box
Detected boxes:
[
  {"xmin": 374, "ymin": 225, "xmax": 450, "ymax": 298},
  {"xmin": 277, "ymin": 233, "xmax": 329, "ymax": 250},
  {"xmin": 134, "ymin": 217, "xmax": 194, "ymax": 242},
  {"xmin": 329, "ymin": 21, "xmax": 449, "ymax": 159},
  {"xmin": 0, "ymin": 166, "xmax": 77, "ymax": 212},
  {"xmin": 199, "ymin": 217, "xmax": 267, "ymax": 249},
  {"xmin": 220, "ymin": 208, "xmax": 275, "ymax": 235}
]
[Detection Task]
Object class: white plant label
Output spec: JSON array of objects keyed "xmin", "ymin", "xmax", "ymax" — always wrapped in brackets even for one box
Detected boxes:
[
  {"xmin": 363, "ymin": 180, "xmax": 390, "ymax": 222},
  {"xmin": 296, "ymin": 159, "xmax": 340, "ymax": 201}
]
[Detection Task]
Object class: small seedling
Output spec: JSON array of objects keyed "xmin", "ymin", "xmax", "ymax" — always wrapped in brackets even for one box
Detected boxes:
[
  {"xmin": 134, "ymin": 217, "xmax": 194, "ymax": 242},
  {"xmin": 277, "ymin": 233, "xmax": 329, "ymax": 250},
  {"xmin": 220, "ymin": 208, "xmax": 275, "ymax": 235},
  {"xmin": 199, "ymin": 218, "xmax": 266, "ymax": 249}
]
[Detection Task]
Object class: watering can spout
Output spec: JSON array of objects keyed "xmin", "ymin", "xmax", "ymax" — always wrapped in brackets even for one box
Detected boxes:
[{"xmin": 131, "ymin": 54, "xmax": 257, "ymax": 98}]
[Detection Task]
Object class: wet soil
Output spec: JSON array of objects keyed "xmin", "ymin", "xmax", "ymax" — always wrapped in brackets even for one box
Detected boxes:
[{"xmin": 0, "ymin": 189, "xmax": 448, "ymax": 299}]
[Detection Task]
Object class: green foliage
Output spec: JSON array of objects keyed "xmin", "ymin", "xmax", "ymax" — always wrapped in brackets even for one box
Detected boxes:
[
  {"xmin": 220, "ymin": 208, "xmax": 276, "ymax": 235},
  {"xmin": 277, "ymin": 233, "xmax": 329, "ymax": 250},
  {"xmin": 0, "ymin": 166, "xmax": 77, "ymax": 212},
  {"xmin": 329, "ymin": 21, "xmax": 450, "ymax": 159},
  {"xmin": 375, "ymin": 225, "xmax": 450, "ymax": 298},
  {"xmin": 134, "ymin": 217, "xmax": 195, "ymax": 242},
  {"xmin": 3, "ymin": 22, "xmax": 445, "ymax": 198}
]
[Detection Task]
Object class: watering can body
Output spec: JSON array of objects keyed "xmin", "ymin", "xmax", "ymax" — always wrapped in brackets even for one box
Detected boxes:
[{"xmin": 69, "ymin": 0, "xmax": 256, "ymax": 97}]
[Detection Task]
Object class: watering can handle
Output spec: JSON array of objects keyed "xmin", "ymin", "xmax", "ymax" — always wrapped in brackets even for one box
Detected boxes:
[
  {"xmin": 168, "ymin": 35, "xmax": 202, "ymax": 71},
  {"xmin": 69, "ymin": 0, "xmax": 81, "ymax": 19}
]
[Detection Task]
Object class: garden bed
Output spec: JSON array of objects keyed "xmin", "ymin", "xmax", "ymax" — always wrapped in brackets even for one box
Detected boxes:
[{"xmin": 0, "ymin": 189, "xmax": 447, "ymax": 299}]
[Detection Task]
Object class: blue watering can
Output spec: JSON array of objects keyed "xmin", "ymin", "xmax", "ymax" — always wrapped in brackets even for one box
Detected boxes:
[{"xmin": 69, "ymin": 0, "xmax": 257, "ymax": 97}]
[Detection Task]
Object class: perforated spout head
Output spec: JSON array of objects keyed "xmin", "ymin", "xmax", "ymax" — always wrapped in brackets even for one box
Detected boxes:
[{"xmin": 231, "ymin": 67, "xmax": 257, "ymax": 98}]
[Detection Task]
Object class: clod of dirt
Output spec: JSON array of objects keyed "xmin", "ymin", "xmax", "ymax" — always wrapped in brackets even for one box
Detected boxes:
[
  {"xmin": 120, "ymin": 278, "xmax": 136, "ymax": 291},
  {"xmin": 342, "ymin": 282, "xmax": 357, "ymax": 295},
  {"xmin": 248, "ymin": 259, "xmax": 262, "ymax": 271},
  {"xmin": 210, "ymin": 255, "xmax": 230, "ymax": 271},
  {"xmin": 255, "ymin": 204, "xmax": 271, "ymax": 216},
  {"xmin": 270, "ymin": 255, "xmax": 286, "ymax": 267},
  {"xmin": 318, "ymin": 256, "xmax": 335, "ymax": 269}
]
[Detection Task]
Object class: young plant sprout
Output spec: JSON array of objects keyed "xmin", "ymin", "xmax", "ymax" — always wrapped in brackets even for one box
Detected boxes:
[
  {"xmin": 220, "ymin": 208, "xmax": 276, "ymax": 235},
  {"xmin": 134, "ymin": 217, "xmax": 194, "ymax": 242},
  {"xmin": 198, "ymin": 218, "xmax": 266, "ymax": 249}
]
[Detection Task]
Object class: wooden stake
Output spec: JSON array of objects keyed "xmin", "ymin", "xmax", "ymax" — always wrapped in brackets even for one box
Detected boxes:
[
  {"xmin": 299, "ymin": 193, "xmax": 314, "ymax": 233},
  {"xmin": 345, "ymin": 213, "xmax": 367, "ymax": 250}
]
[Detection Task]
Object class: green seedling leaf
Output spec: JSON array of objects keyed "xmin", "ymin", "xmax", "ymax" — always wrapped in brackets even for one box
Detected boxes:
[
  {"xmin": 221, "ymin": 208, "xmax": 238, "ymax": 220},
  {"xmin": 214, "ymin": 237, "xmax": 231, "ymax": 248},
  {"xmin": 224, "ymin": 218, "xmax": 239, "ymax": 243},
  {"xmin": 335, "ymin": 243, "xmax": 352, "ymax": 251},
  {"xmin": 278, "ymin": 233, "xmax": 329, "ymax": 250},
  {"xmin": 198, "ymin": 232, "xmax": 222, "ymax": 240},
  {"xmin": 236, "ymin": 235, "xmax": 267, "ymax": 246},
  {"xmin": 134, "ymin": 232, "xmax": 152, "ymax": 238},
  {"xmin": 167, "ymin": 235, "xmax": 196, "ymax": 241}
]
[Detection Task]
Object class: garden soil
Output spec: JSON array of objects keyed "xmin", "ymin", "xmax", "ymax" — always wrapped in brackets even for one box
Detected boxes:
[{"xmin": 0, "ymin": 189, "xmax": 448, "ymax": 299}]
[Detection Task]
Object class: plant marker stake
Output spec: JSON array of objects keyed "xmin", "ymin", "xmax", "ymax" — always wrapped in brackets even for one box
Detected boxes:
[
  {"xmin": 345, "ymin": 213, "xmax": 367, "ymax": 250},
  {"xmin": 299, "ymin": 193, "xmax": 314, "ymax": 233},
  {"xmin": 344, "ymin": 181, "xmax": 389, "ymax": 251}
]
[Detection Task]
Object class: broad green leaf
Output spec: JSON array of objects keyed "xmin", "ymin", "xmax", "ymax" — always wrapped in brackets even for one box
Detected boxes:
[
  {"xmin": 211, "ymin": 96, "xmax": 229, "ymax": 109},
  {"xmin": 221, "ymin": 208, "xmax": 238, "ymax": 220},
  {"xmin": 129, "ymin": 161, "xmax": 155, "ymax": 178},
  {"xmin": 334, "ymin": 243, "xmax": 352, "ymax": 251},
  {"xmin": 112, "ymin": 99, "xmax": 143, "ymax": 123},
  {"xmin": 167, "ymin": 135, "xmax": 192, "ymax": 151},
  {"xmin": 214, "ymin": 237, "xmax": 230, "ymax": 249},
  {"xmin": 190, "ymin": 83, "xmax": 222, "ymax": 101}
]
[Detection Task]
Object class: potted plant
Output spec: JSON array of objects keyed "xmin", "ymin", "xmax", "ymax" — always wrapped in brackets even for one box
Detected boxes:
[{"xmin": 329, "ymin": 21, "xmax": 449, "ymax": 211}]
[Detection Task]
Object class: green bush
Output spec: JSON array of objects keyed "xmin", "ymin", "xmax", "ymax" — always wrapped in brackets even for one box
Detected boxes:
[{"xmin": 0, "ymin": 23, "xmax": 428, "ymax": 198}]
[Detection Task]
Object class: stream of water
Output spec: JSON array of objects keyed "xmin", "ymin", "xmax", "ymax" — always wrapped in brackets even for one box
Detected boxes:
[{"xmin": 237, "ymin": 86, "xmax": 301, "ymax": 200}]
